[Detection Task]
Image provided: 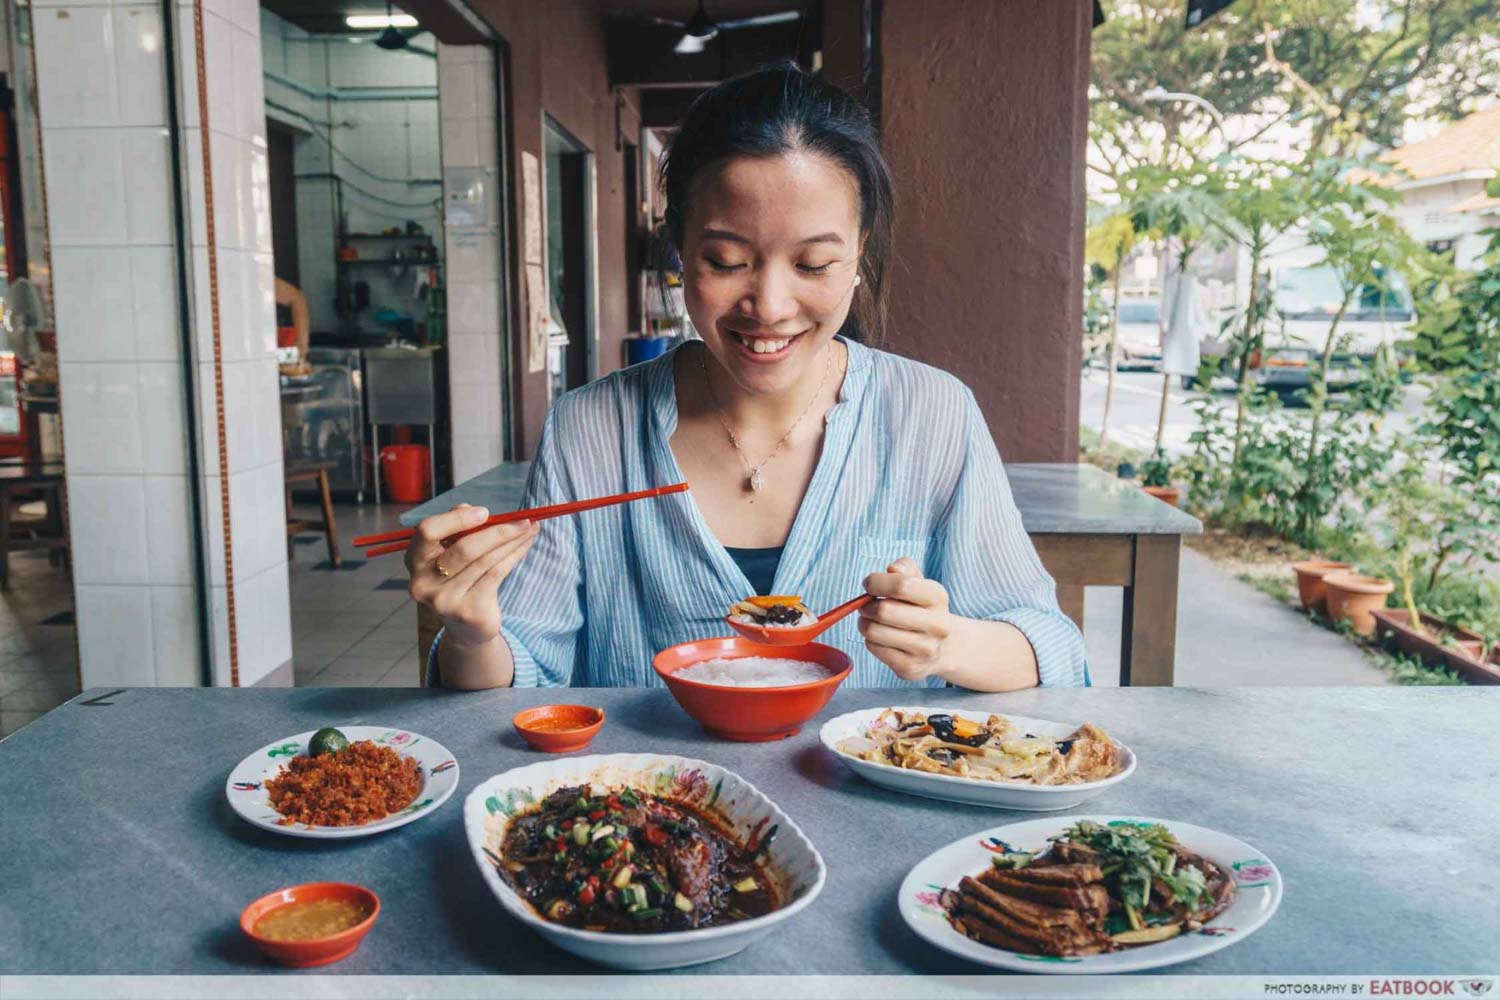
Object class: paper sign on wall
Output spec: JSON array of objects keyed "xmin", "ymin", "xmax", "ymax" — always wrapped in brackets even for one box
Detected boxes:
[
  {"xmin": 521, "ymin": 151, "xmax": 546, "ymax": 373},
  {"xmin": 525, "ymin": 263, "xmax": 548, "ymax": 374}
]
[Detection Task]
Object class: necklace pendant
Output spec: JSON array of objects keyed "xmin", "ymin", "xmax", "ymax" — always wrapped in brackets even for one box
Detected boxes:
[{"xmin": 748, "ymin": 467, "xmax": 765, "ymax": 492}]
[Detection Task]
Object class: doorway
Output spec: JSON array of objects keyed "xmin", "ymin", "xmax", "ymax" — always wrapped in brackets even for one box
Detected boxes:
[{"xmin": 543, "ymin": 119, "xmax": 595, "ymax": 398}]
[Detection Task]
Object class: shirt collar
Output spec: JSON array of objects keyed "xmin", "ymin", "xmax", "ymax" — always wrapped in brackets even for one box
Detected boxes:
[{"xmin": 650, "ymin": 334, "xmax": 869, "ymax": 438}]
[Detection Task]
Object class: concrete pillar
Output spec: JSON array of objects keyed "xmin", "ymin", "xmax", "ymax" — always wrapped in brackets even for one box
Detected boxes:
[
  {"xmin": 31, "ymin": 0, "xmax": 290, "ymax": 687},
  {"xmin": 879, "ymin": 0, "xmax": 1090, "ymax": 462}
]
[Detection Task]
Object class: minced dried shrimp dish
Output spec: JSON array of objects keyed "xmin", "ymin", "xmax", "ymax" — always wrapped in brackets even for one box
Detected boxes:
[
  {"xmin": 264, "ymin": 739, "xmax": 423, "ymax": 827},
  {"xmin": 834, "ymin": 709, "xmax": 1120, "ymax": 785}
]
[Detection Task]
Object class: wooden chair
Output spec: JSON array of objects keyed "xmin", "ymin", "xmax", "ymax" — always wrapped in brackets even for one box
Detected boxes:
[
  {"xmin": 0, "ymin": 462, "xmax": 69, "ymax": 590},
  {"xmin": 284, "ymin": 461, "xmax": 341, "ymax": 568}
]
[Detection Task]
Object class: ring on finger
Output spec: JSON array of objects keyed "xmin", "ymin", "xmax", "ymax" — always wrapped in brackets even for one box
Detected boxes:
[{"xmin": 435, "ymin": 561, "xmax": 452, "ymax": 579}]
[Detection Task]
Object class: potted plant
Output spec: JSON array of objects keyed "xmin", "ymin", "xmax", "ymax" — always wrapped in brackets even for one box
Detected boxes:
[
  {"xmin": 1140, "ymin": 449, "xmax": 1181, "ymax": 507},
  {"xmin": 1289, "ymin": 561, "xmax": 1353, "ymax": 614},
  {"xmin": 1321, "ymin": 570, "xmax": 1393, "ymax": 636},
  {"xmin": 1370, "ymin": 608, "xmax": 1487, "ymax": 675}
]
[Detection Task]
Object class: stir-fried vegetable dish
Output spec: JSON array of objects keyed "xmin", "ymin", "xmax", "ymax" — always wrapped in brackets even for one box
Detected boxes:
[{"xmin": 497, "ymin": 784, "xmax": 780, "ymax": 933}]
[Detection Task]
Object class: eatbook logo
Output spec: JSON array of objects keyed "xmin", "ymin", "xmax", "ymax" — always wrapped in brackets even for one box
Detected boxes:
[{"xmin": 1461, "ymin": 981, "xmax": 1493, "ymax": 997}]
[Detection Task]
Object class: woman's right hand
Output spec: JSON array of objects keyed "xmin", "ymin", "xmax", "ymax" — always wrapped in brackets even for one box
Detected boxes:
[{"xmin": 405, "ymin": 503, "xmax": 541, "ymax": 650}]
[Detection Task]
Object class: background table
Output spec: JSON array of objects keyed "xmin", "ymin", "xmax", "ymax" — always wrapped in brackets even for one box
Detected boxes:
[
  {"xmin": 1008, "ymin": 464, "xmax": 1202, "ymax": 686},
  {"xmin": 2, "ymin": 686, "xmax": 1495, "ymax": 976},
  {"xmin": 403, "ymin": 462, "xmax": 1201, "ymax": 686}
]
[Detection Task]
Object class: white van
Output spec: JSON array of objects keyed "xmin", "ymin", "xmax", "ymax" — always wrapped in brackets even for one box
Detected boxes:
[{"xmin": 1199, "ymin": 262, "xmax": 1415, "ymax": 392}]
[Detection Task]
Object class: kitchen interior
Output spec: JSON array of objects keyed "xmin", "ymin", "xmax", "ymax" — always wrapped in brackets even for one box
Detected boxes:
[
  {"xmin": 261, "ymin": 1, "xmax": 454, "ymax": 687},
  {"xmin": 0, "ymin": 0, "xmax": 79, "ymax": 737}
]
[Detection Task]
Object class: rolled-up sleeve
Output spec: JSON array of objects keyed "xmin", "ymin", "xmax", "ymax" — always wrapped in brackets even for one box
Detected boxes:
[
  {"xmin": 932, "ymin": 388, "xmax": 1089, "ymax": 687},
  {"xmin": 426, "ymin": 407, "xmax": 584, "ymax": 688}
]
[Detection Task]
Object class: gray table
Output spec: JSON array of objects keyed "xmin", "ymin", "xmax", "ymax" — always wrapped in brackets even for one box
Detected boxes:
[
  {"xmin": 2, "ymin": 686, "xmax": 1495, "ymax": 977},
  {"xmin": 1009, "ymin": 464, "xmax": 1202, "ymax": 686},
  {"xmin": 402, "ymin": 462, "xmax": 1201, "ymax": 686}
]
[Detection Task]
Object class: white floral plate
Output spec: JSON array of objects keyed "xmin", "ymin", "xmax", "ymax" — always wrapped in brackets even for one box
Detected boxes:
[
  {"xmin": 899, "ymin": 815, "xmax": 1282, "ymax": 974},
  {"xmin": 225, "ymin": 726, "xmax": 459, "ymax": 839},
  {"xmin": 464, "ymin": 753, "xmax": 826, "ymax": 971},
  {"xmin": 819, "ymin": 706, "xmax": 1136, "ymax": 811}
]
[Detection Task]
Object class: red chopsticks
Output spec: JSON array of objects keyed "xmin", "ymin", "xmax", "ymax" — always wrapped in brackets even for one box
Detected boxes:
[{"xmin": 352, "ymin": 482, "xmax": 691, "ymax": 558}]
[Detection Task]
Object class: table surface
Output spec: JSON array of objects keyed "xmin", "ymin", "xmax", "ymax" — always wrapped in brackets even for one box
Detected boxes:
[
  {"xmin": 2, "ymin": 686, "xmax": 1494, "ymax": 975},
  {"xmin": 403, "ymin": 461, "xmax": 1202, "ymax": 536}
]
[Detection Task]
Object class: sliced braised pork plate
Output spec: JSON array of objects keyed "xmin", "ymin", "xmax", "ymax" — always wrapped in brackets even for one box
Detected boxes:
[{"xmin": 941, "ymin": 820, "xmax": 1237, "ymax": 957}]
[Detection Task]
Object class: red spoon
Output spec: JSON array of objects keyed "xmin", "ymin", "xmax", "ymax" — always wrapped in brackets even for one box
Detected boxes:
[{"xmin": 724, "ymin": 594, "xmax": 874, "ymax": 646}]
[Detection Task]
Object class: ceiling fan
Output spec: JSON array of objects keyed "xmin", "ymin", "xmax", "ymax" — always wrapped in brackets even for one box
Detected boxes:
[
  {"xmin": 640, "ymin": 1, "xmax": 803, "ymax": 54},
  {"xmin": 356, "ymin": 1, "xmax": 416, "ymax": 51}
]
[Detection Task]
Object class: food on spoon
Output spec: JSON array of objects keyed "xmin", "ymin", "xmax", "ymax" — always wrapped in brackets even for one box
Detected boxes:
[
  {"xmin": 265, "ymin": 740, "xmax": 422, "ymax": 827},
  {"xmin": 940, "ymin": 820, "xmax": 1237, "ymax": 957},
  {"xmin": 308, "ymin": 726, "xmax": 350, "ymax": 757},
  {"xmin": 727, "ymin": 595, "xmax": 817, "ymax": 628},
  {"xmin": 675, "ymin": 656, "xmax": 836, "ymax": 687},
  {"xmin": 834, "ymin": 708, "xmax": 1120, "ymax": 785},
  {"xmin": 495, "ymin": 784, "xmax": 780, "ymax": 933}
]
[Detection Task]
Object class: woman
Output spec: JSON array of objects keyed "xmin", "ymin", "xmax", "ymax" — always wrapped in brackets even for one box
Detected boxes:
[{"xmin": 408, "ymin": 65, "xmax": 1087, "ymax": 691}]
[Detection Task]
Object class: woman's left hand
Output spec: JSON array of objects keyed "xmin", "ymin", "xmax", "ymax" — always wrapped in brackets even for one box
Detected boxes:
[{"xmin": 859, "ymin": 557, "xmax": 956, "ymax": 682}]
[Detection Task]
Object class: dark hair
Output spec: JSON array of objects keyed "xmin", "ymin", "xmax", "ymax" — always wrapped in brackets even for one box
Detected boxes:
[{"xmin": 661, "ymin": 63, "xmax": 894, "ymax": 343}]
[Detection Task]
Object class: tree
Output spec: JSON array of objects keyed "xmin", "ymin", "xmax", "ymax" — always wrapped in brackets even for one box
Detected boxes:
[
  {"xmin": 1129, "ymin": 165, "xmax": 1222, "ymax": 451},
  {"xmin": 1089, "ymin": 0, "xmax": 1500, "ymax": 193},
  {"xmin": 1085, "ymin": 209, "xmax": 1143, "ymax": 447},
  {"xmin": 1293, "ymin": 177, "xmax": 1428, "ymax": 536}
]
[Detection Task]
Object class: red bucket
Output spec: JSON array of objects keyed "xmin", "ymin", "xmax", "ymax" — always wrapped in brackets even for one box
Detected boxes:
[{"xmin": 380, "ymin": 445, "xmax": 429, "ymax": 503}]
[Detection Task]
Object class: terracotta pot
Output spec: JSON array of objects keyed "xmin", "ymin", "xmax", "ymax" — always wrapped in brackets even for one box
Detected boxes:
[
  {"xmin": 1290, "ymin": 560, "xmax": 1353, "ymax": 613},
  {"xmin": 1321, "ymin": 571, "xmax": 1393, "ymax": 636},
  {"xmin": 1142, "ymin": 485, "xmax": 1181, "ymax": 507},
  {"xmin": 1371, "ymin": 609, "xmax": 1498, "ymax": 685}
]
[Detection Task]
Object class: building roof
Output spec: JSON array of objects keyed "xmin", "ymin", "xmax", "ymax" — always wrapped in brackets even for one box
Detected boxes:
[{"xmin": 1376, "ymin": 105, "xmax": 1500, "ymax": 183}]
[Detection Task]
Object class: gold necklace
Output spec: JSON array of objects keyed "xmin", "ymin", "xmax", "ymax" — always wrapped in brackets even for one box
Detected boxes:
[{"xmin": 698, "ymin": 343, "xmax": 833, "ymax": 497}]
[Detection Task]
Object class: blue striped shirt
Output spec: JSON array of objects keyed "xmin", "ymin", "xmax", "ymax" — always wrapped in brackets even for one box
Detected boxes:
[{"xmin": 429, "ymin": 337, "xmax": 1088, "ymax": 688}]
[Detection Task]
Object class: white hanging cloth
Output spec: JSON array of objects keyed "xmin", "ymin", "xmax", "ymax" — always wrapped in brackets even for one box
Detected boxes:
[{"xmin": 1161, "ymin": 266, "xmax": 1206, "ymax": 376}]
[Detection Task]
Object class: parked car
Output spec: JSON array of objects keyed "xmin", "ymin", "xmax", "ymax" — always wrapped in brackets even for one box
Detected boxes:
[
  {"xmin": 1111, "ymin": 296, "xmax": 1163, "ymax": 371},
  {"xmin": 1194, "ymin": 264, "xmax": 1415, "ymax": 393}
]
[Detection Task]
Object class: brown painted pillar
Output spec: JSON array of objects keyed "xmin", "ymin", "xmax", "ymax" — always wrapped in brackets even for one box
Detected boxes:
[{"xmin": 878, "ymin": 0, "xmax": 1090, "ymax": 462}]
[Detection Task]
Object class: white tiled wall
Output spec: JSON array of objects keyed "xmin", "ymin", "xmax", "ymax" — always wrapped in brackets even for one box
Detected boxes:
[
  {"xmin": 34, "ymin": 0, "xmax": 290, "ymax": 688},
  {"xmin": 438, "ymin": 43, "xmax": 506, "ymax": 480}
]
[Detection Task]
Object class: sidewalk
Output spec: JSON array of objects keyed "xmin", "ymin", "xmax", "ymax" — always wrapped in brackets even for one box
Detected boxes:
[{"xmin": 1082, "ymin": 546, "xmax": 1388, "ymax": 687}]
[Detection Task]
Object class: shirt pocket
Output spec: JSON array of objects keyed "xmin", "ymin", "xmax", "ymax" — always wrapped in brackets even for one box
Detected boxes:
[{"xmin": 856, "ymin": 535, "xmax": 933, "ymax": 577}]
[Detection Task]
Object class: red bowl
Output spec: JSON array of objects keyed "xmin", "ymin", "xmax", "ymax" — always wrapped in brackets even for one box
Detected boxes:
[
  {"xmin": 513, "ymin": 704, "xmax": 605, "ymax": 752},
  {"xmin": 653, "ymin": 637, "xmax": 852, "ymax": 741},
  {"xmin": 240, "ymin": 882, "xmax": 379, "ymax": 968}
]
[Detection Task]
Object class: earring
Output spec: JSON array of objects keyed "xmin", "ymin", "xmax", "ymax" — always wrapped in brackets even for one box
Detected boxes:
[{"xmin": 853, "ymin": 275, "xmax": 862, "ymax": 286}]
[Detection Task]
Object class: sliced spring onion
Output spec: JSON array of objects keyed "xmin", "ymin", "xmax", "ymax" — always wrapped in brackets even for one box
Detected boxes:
[
  {"xmin": 673, "ymin": 892, "xmax": 695, "ymax": 913},
  {"xmin": 590, "ymin": 824, "xmax": 616, "ymax": 842},
  {"xmin": 612, "ymin": 864, "xmax": 635, "ymax": 889},
  {"xmin": 628, "ymin": 907, "xmax": 661, "ymax": 922},
  {"xmin": 545, "ymin": 899, "xmax": 569, "ymax": 920},
  {"xmin": 572, "ymin": 823, "xmax": 591, "ymax": 846},
  {"xmin": 732, "ymin": 877, "xmax": 759, "ymax": 893}
]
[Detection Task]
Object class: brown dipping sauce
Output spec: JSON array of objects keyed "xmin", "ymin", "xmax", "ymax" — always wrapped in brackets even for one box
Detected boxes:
[
  {"xmin": 253, "ymin": 897, "xmax": 371, "ymax": 941},
  {"xmin": 525, "ymin": 718, "xmax": 592, "ymax": 733}
]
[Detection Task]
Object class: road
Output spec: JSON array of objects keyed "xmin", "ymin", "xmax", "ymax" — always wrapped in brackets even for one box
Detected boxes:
[{"xmin": 1079, "ymin": 365, "xmax": 1429, "ymax": 460}]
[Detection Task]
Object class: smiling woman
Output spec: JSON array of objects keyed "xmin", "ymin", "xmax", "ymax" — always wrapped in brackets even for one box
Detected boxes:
[{"xmin": 406, "ymin": 64, "xmax": 1089, "ymax": 694}]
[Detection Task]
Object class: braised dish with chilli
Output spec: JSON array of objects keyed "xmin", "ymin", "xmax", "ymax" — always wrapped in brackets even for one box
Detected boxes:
[
  {"xmin": 835, "ymin": 709, "xmax": 1120, "ymax": 785},
  {"xmin": 942, "ymin": 821, "xmax": 1237, "ymax": 957},
  {"xmin": 497, "ymin": 784, "xmax": 780, "ymax": 933}
]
